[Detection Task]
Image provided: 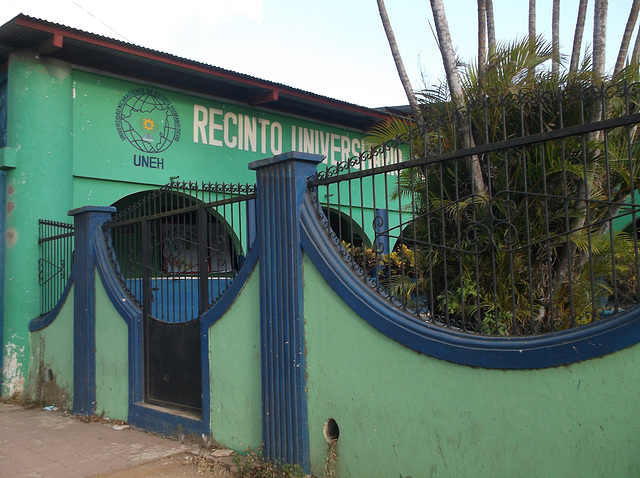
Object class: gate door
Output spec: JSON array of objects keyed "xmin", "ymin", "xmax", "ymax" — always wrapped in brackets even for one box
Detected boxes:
[
  {"xmin": 104, "ymin": 187, "xmax": 244, "ymax": 415},
  {"xmin": 143, "ymin": 206, "xmax": 237, "ymax": 413}
]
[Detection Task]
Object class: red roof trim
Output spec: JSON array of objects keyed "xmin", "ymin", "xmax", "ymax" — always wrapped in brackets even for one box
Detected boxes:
[{"xmin": 14, "ymin": 15, "xmax": 388, "ymax": 121}]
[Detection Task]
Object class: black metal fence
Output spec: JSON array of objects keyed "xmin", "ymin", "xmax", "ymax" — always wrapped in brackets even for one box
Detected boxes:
[
  {"xmin": 38, "ymin": 219, "xmax": 74, "ymax": 316},
  {"xmin": 308, "ymin": 81, "xmax": 640, "ymax": 336},
  {"xmin": 102, "ymin": 180, "xmax": 257, "ymax": 323}
]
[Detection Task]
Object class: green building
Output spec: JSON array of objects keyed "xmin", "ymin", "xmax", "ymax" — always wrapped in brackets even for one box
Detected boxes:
[
  {"xmin": 0, "ymin": 14, "xmax": 386, "ymax": 400},
  {"xmin": 2, "ymin": 14, "xmax": 640, "ymax": 478}
]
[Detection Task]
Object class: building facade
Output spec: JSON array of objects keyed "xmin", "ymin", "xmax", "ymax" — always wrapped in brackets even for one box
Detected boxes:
[{"xmin": 0, "ymin": 14, "xmax": 387, "ymax": 400}]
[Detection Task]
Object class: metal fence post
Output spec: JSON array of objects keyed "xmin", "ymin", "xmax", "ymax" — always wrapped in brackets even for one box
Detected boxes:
[
  {"xmin": 249, "ymin": 152, "xmax": 324, "ymax": 473},
  {"xmin": 68, "ymin": 206, "xmax": 116, "ymax": 415}
]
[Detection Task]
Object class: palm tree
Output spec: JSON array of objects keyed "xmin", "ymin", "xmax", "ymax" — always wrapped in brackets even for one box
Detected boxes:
[
  {"xmin": 478, "ymin": 0, "xmax": 487, "ymax": 96},
  {"xmin": 486, "ymin": 0, "xmax": 496, "ymax": 52},
  {"xmin": 367, "ymin": 33, "xmax": 640, "ymax": 334},
  {"xmin": 633, "ymin": 22, "xmax": 640, "ymax": 63},
  {"xmin": 429, "ymin": 0, "xmax": 488, "ymax": 197},
  {"xmin": 376, "ymin": 0, "xmax": 423, "ymax": 124},
  {"xmin": 592, "ymin": 0, "xmax": 608, "ymax": 80},
  {"xmin": 614, "ymin": 0, "xmax": 640, "ymax": 75},
  {"xmin": 552, "ymin": 0, "xmax": 560, "ymax": 75},
  {"xmin": 569, "ymin": 0, "xmax": 589, "ymax": 73},
  {"xmin": 554, "ymin": 0, "xmax": 609, "ymax": 298},
  {"xmin": 528, "ymin": 0, "xmax": 536, "ymax": 42},
  {"xmin": 370, "ymin": 0, "xmax": 638, "ymax": 335}
]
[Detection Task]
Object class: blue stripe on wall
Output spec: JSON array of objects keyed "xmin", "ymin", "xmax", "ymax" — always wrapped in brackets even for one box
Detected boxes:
[{"xmin": 300, "ymin": 196, "xmax": 640, "ymax": 370}]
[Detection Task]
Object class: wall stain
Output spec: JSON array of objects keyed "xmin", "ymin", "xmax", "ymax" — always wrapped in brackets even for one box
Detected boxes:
[
  {"xmin": 3, "ymin": 341, "xmax": 25, "ymax": 397},
  {"xmin": 33, "ymin": 338, "xmax": 70, "ymax": 408},
  {"xmin": 5, "ymin": 227, "xmax": 17, "ymax": 247}
]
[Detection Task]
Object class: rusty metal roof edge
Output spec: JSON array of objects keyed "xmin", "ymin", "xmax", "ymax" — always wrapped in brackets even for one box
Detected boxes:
[{"xmin": 4, "ymin": 14, "xmax": 389, "ymax": 123}]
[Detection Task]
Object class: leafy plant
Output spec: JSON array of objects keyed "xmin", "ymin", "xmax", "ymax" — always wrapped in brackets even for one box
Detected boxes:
[{"xmin": 363, "ymin": 38, "xmax": 640, "ymax": 335}]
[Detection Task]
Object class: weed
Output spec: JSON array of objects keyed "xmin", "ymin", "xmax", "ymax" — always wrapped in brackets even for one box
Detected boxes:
[
  {"xmin": 323, "ymin": 438, "xmax": 338, "ymax": 478},
  {"xmin": 1, "ymin": 394, "xmax": 46, "ymax": 409},
  {"xmin": 184, "ymin": 453, "xmax": 231, "ymax": 474},
  {"xmin": 233, "ymin": 448, "xmax": 305, "ymax": 478}
]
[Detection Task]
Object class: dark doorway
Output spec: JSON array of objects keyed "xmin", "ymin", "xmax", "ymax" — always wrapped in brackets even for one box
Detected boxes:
[
  {"xmin": 145, "ymin": 317, "xmax": 202, "ymax": 412},
  {"xmin": 109, "ymin": 190, "xmax": 242, "ymax": 415}
]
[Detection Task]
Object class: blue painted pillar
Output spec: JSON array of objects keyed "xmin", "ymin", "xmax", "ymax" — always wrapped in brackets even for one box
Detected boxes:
[
  {"xmin": 69, "ymin": 206, "xmax": 116, "ymax": 415},
  {"xmin": 248, "ymin": 152, "xmax": 324, "ymax": 472}
]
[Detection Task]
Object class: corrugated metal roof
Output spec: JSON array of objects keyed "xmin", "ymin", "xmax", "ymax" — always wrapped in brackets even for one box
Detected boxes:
[{"xmin": 0, "ymin": 14, "xmax": 389, "ymax": 130}]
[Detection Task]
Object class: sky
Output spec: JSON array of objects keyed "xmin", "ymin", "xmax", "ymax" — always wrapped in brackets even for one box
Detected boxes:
[{"xmin": 0, "ymin": 0, "xmax": 636, "ymax": 108}]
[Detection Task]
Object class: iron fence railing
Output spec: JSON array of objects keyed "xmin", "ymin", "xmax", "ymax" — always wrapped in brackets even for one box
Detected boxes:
[
  {"xmin": 308, "ymin": 81, "xmax": 640, "ymax": 336},
  {"xmin": 102, "ymin": 180, "xmax": 257, "ymax": 323},
  {"xmin": 38, "ymin": 219, "xmax": 74, "ymax": 316}
]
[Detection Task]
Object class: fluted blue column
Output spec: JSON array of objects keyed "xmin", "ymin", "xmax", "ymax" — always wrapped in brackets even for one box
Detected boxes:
[
  {"xmin": 248, "ymin": 152, "xmax": 323, "ymax": 472},
  {"xmin": 69, "ymin": 206, "xmax": 116, "ymax": 415}
]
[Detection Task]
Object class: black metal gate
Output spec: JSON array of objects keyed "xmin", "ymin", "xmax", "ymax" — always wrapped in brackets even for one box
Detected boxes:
[
  {"xmin": 102, "ymin": 181, "xmax": 256, "ymax": 413},
  {"xmin": 38, "ymin": 219, "xmax": 74, "ymax": 317}
]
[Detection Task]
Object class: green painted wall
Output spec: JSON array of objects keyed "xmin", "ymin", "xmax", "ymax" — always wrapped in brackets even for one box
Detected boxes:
[
  {"xmin": 6, "ymin": 49, "xmax": 639, "ymax": 478},
  {"xmin": 303, "ymin": 253, "xmax": 640, "ymax": 478},
  {"xmin": 95, "ymin": 271, "xmax": 129, "ymax": 421},
  {"xmin": 209, "ymin": 264, "xmax": 262, "ymax": 450},
  {"xmin": 72, "ymin": 70, "xmax": 366, "ymax": 187},
  {"xmin": 72, "ymin": 177, "xmax": 159, "ymax": 211},
  {"xmin": 2, "ymin": 51, "xmax": 74, "ymax": 397},
  {"xmin": 2, "ymin": 49, "xmax": 373, "ymax": 398},
  {"xmin": 26, "ymin": 286, "xmax": 74, "ymax": 409}
]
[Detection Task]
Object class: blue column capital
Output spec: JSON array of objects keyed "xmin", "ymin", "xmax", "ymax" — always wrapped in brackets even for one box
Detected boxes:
[
  {"xmin": 68, "ymin": 206, "xmax": 117, "ymax": 217},
  {"xmin": 248, "ymin": 152, "xmax": 324, "ymax": 171}
]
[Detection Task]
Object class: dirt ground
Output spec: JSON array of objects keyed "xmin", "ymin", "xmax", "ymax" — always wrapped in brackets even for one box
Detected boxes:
[{"xmin": 95, "ymin": 452, "xmax": 235, "ymax": 477}]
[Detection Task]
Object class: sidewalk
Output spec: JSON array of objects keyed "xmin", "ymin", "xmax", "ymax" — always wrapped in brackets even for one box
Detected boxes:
[{"xmin": 0, "ymin": 402, "xmax": 234, "ymax": 477}]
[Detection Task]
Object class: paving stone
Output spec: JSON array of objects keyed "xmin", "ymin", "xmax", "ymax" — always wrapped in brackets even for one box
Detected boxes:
[{"xmin": 0, "ymin": 405, "xmax": 204, "ymax": 477}]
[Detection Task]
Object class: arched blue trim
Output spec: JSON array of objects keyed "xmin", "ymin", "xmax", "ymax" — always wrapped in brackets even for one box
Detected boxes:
[
  {"xmin": 300, "ymin": 196, "xmax": 640, "ymax": 370},
  {"xmin": 94, "ymin": 229, "xmax": 140, "ymax": 327},
  {"xmin": 95, "ymin": 229, "xmax": 201, "ymax": 432},
  {"xmin": 200, "ymin": 244, "xmax": 259, "ymax": 329},
  {"xmin": 28, "ymin": 270, "xmax": 75, "ymax": 332},
  {"xmin": 95, "ymin": 228, "xmax": 259, "ymax": 435}
]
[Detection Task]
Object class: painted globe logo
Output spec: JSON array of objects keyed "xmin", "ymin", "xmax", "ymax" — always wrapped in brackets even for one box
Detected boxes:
[{"xmin": 115, "ymin": 88, "xmax": 181, "ymax": 153}]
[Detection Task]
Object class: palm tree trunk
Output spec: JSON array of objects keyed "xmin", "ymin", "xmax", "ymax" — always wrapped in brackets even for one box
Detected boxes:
[
  {"xmin": 429, "ymin": 0, "xmax": 488, "ymax": 197},
  {"xmin": 551, "ymin": 0, "xmax": 609, "ymax": 314},
  {"xmin": 614, "ymin": 0, "xmax": 640, "ymax": 75},
  {"xmin": 486, "ymin": 0, "xmax": 496, "ymax": 52},
  {"xmin": 633, "ymin": 22, "xmax": 640, "ymax": 63},
  {"xmin": 376, "ymin": 0, "xmax": 424, "ymax": 124},
  {"xmin": 552, "ymin": 0, "xmax": 560, "ymax": 75},
  {"xmin": 478, "ymin": 0, "xmax": 487, "ymax": 97},
  {"xmin": 528, "ymin": 0, "xmax": 537, "ymax": 78},
  {"xmin": 592, "ymin": 0, "xmax": 608, "ymax": 80},
  {"xmin": 528, "ymin": 0, "xmax": 536, "ymax": 42},
  {"xmin": 570, "ymin": 0, "xmax": 589, "ymax": 73}
]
